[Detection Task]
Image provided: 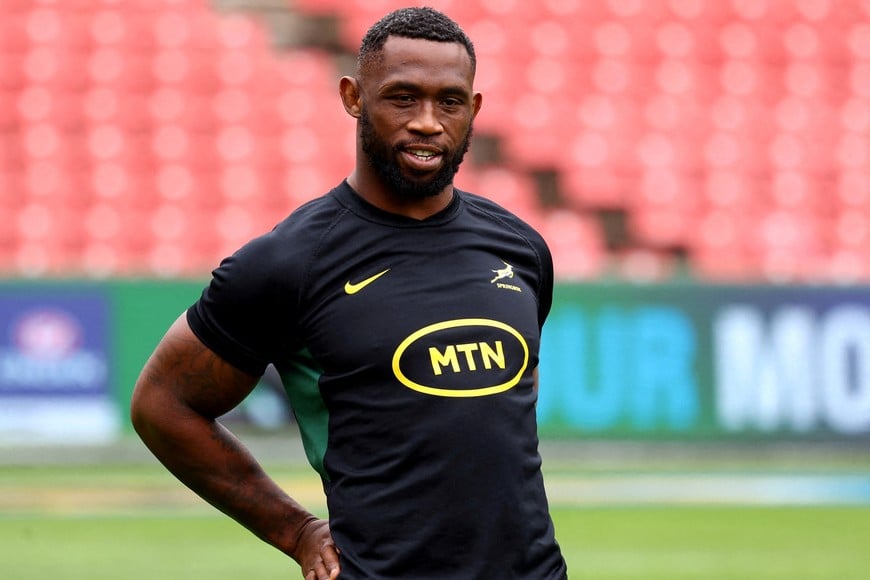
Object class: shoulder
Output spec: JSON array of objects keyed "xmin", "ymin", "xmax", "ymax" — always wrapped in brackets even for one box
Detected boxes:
[
  {"xmin": 458, "ymin": 189, "xmax": 550, "ymax": 254},
  {"xmin": 187, "ymin": 188, "xmax": 350, "ymax": 372},
  {"xmin": 229, "ymin": 189, "xmax": 349, "ymax": 279},
  {"xmin": 271, "ymin": 190, "xmax": 349, "ymax": 249},
  {"xmin": 457, "ymin": 189, "xmax": 554, "ymax": 321},
  {"xmin": 200, "ymin": 187, "xmax": 353, "ymax": 312}
]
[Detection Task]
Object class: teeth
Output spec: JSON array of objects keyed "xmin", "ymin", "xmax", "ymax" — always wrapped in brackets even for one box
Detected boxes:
[{"xmin": 409, "ymin": 149, "xmax": 436, "ymax": 158}]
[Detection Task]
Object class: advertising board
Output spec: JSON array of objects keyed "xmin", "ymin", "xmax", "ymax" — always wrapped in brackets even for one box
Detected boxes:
[
  {"xmin": 0, "ymin": 289, "xmax": 119, "ymax": 443},
  {"xmin": 539, "ymin": 284, "xmax": 870, "ymax": 438}
]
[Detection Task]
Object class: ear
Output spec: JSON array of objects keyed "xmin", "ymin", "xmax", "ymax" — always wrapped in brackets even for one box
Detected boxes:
[
  {"xmin": 471, "ymin": 91, "xmax": 482, "ymax": 120},
  {"xmin": 339, "ymin": 76, "xmax": 362, "ymax": 118}
]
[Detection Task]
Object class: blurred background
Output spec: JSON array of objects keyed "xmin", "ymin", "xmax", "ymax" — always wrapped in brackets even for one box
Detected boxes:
[
  {"xmin": 2, "ymin": 0, "xmax": 870, "ymax": 281},
  {"xmin": 1, "ymin": 0, "xmax": 869, "ymax": 577}
]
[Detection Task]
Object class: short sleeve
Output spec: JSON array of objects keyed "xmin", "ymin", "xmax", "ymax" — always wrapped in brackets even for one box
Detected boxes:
[{"xmin": 187, "ymin": 233, "xmax": 301, "ymax": 376}]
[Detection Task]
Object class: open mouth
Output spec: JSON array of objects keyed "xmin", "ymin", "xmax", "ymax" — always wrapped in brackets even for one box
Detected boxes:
[{"xmin": 401, "ymin": 146, "xmax": 443, "ymax": 171}]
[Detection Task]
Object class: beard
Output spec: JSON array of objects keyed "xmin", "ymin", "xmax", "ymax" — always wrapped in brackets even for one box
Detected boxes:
[{"xmin": 360, "ymin": 107, "xmax": 473, "ymax": 200}]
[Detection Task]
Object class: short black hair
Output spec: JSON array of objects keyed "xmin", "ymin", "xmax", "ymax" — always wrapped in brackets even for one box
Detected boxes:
[{"xmin": 358, "ymin": 7, "xmax": 476, "ymax": 75}]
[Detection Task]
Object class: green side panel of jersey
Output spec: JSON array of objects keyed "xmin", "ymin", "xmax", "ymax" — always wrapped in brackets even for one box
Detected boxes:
[{"xmin": 279, "ymin": 349, "xmax": 329, "ymax": 481}]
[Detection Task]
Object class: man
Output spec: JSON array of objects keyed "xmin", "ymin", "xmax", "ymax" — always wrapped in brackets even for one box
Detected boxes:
[{"xmin": 131, "ymin": 7, "xmax": 568, "ymax": 579}]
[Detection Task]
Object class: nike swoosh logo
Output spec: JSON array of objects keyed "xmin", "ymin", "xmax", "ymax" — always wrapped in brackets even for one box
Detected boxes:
[{"xmin": 344, "ymin": 269, "xmax": 390, "ymax": 295}]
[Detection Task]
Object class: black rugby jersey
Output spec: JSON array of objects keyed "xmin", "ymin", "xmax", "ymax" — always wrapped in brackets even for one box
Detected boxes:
[{"xmin": 188, "ymin": 181, "xmax": 568, "ymax": 579}]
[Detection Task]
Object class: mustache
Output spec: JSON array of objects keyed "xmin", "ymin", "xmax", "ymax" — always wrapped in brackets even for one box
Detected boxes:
[{"xmin": 395, "ymin": 140, "xmax": 444, "ymax": 152}]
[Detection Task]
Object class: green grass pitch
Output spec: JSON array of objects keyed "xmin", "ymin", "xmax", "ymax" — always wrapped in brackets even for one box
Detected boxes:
[
  {"xmin": 1, "ymin": 462, "xmax": 869, "ymax": 579},
  {"xmin": 2, "ymin": 506, "xmax": 868, "ymax": 579}
]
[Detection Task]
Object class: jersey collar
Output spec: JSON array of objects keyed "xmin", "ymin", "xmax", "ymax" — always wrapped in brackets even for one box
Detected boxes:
[{"xmin": 333, "ymin": 180, "xmax": 462, "ymax": 227}]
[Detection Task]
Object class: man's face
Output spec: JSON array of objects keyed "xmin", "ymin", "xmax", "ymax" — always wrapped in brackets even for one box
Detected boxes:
[
  {"xmin": 359, "ymin": 106, "xmax": 473, "ymax": 200},
  {"xmin": 356, "ymin": 36, "xmax": 481, "ymax": 200}
]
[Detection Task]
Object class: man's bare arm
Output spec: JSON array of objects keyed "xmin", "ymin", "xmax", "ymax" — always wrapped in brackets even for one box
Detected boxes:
[{"xmin": 130, "ymin": 315, "xmax": 339, "ymax": 579}]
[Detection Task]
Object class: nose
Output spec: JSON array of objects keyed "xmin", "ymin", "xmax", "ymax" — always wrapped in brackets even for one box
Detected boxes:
[{"xmin": 407, "ymin": 101, "xmax": 444, "ymax": 135}]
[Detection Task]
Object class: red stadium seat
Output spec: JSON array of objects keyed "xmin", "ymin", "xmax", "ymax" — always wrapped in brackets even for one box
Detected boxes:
[
  {"xmin": 0, "ymin": 12, "xmax": 29, "ymax": 53},
  {"xmin": 463, "ymin": 166, "xmax": 543, "ymax": 223},
  {"xmin": 3, "ymin": 0, "xmax": 869, "ymax": 281},
  {"xmin": 562, "ymin": 165, "xmax": 630, "ymax": 211},
  {"xmin": 691, "ymin": 247, "xmax": 759, "ymax": 280},
  {"xmin": 22, "ymin": 161, "xmax": 88, "ymax": 209},
  {"xmin": 825, "ymin": 248, "xmax": 870, "ymax": 284},
  {"xmin": 279, "ymin": 166, "xmax": 335, "ymax": 212},
  {"xmin": 831, "ymin": 208, "xmax": 870, "ymax": 251},
  {"xmin": 537, "ymin": 209, "xmax": 607, "ymax": 279},
  {"xmin": 836, "ymin": 169, "xmax": 870, "ymax": 209},
  {"xmin": 612, "ymin": 247, "xmax": 680, "ymax": 282},
  {"xmin": 629, "ymin": 206, "xmax": 698, "ymax": 250}
]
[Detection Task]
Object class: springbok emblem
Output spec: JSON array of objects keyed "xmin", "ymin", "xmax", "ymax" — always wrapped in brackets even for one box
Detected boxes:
[{"xmin": 491, "ymin": 261, "xmax": 514, "ymax": 283}]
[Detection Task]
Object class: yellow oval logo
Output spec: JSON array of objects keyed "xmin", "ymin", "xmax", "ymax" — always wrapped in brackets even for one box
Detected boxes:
[{"xmin": 392, "ymin": 318, "xmax": 529, "ymax": 398}]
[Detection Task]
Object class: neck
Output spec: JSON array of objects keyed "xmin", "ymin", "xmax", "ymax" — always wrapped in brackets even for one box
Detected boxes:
[{"xmin": 346, "ymin": 170, "xmax": 454, "ymax": 221}]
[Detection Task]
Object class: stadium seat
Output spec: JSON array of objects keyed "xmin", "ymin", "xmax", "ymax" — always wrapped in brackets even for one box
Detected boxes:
[
  {"xmin": 525, "ymin": 18, "xmax": 573, "ymax": 59},
  {"xmin": 767, "ymin": 170, "xmax": 828, "ymax": 213},
  {"xmin": 502, "ymin": 96, "xmax": 573, "ymax": 168},
  {"xmin": 0, "ymin": 88, "xmax": 19, "ymax": 130},
  {"xmin": 612, "ymin": 247, "xmax": 680, "ymax": 282},
  {"xmin": 152, "ymin": 164, "xmax": 221, "ymax": 211},
  {"xmin": 211, "ymin": 202, "xmax": 278, "ymax": 259},
  {"xmin": 11, "ymin": 241, "xmax": 65, "ymax": 277},
  {"xmin": 825, "ymin": 248, "xmax": 870, "ymax": 283},
  {"xmin": 3, "ymin": 0, "xmax": 870, "ymax": 281},
  {"xmin": 687, "ymin": 207, "xmax": 759, "ymax": 272},
  {"xmin": 629, "ymin": 206, "xmax": 697, "ymax": 250},
  {"xmin": 691, "ymin": 247, "xmax": 759, "ymax": 280},
  {"xmin": 751, "ymin": 209, "xmax": 828, "ymax": 282},
  {"xmin": 837, "ymin": 169, "xmax": 870, "ymax": 209},
  {"xmin": 0, "ymin": 181, "xmax": 20, "ymax": 253},
  {"xmin": 561, "ymin": 165, "xmax": 630, "ymax": 210},
  {"xmin": 0, "ymin": 12, "xmax": 29, "ymax": 53},
  {"xmin": 0, "ymin": 51, "xmax": 25, "ymax": 91},
  {"xmin": 701, "ymin": 169, "xmax": 758, "ymax": 211},
  {"xmin": 831, "ymin": 208, "xmax": 869, "ymax": 251},
  {"xmin": 462, "ymin": 166, "xmax": 543, "ymax": 223},
  {"xmin": 537, "ymin": 209, "xmax": 607, "ymax": 279},
  {"xmin": 279, "ymin": 165, "xmax": 336, "ymax": 212},
  {"xmin": 0, "ymin": 166, "xmax": 23, "ymax": 211}
]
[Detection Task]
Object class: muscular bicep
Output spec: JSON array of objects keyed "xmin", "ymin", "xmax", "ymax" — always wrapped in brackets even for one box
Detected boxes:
[{"xmin": 133, "ymin": 314, "xmax": 261, "ymax": 422}]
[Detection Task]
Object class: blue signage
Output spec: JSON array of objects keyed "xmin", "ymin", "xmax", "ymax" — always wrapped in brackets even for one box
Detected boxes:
[{"xmin": 0, "ymin": 289, "xmax": 118, "ymax": 442}]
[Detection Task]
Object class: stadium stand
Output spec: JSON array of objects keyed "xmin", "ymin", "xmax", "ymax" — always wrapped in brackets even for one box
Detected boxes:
[{"xmin": 1, "ymin": 0, "xmax": 869, "ymax": 282}]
